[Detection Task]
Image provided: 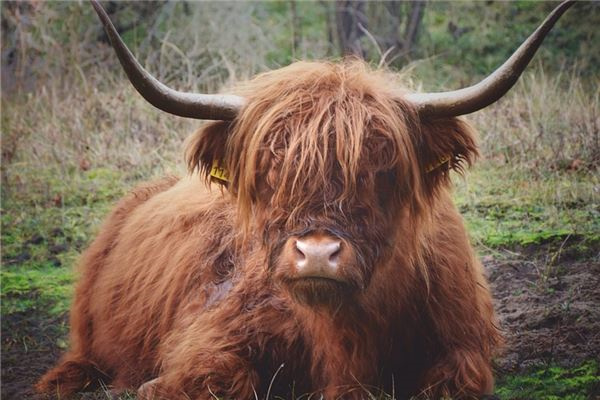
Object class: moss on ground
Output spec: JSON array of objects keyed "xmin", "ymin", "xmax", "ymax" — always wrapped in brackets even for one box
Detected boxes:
[
  {"xmin": 496, "ymin": 361, "xmax": 600, "ymax": 400},
  {"xmin": 1, "ymin": 166, "xmax": 128, "ymax": 317},
  {"xmin": 1, "ymin": 267, "xmax": 73, "ymax": 315},
  {"xmin": 453, "ymin": 164, "xmax": 598, "ymax": 250}
]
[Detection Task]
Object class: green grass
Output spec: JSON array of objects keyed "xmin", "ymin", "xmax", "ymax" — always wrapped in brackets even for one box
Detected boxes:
[
  {"xmin": 1, "ymin": 267, "xmax": 73, "ymax": 315},
  {"xmin": 453, "ymin": 163, "xmax": 599, "ymax": 249},
  {"xmin": 496, "ymin": 361, "xmax": 600, "ymax": 400},
  {"xmin": 1, "ymin": 166, "xmax": 130, "ymax": 317}
]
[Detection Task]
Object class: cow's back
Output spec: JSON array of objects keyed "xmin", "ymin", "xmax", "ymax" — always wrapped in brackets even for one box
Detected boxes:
[{"xmin": 70, "ymin": 175, "xmax": 235, "ymax": 388}]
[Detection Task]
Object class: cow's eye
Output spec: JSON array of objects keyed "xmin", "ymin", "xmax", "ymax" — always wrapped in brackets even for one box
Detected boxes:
[{"xmin": 376, "ymin": 170, "xmax": 396, "ymax": 207}]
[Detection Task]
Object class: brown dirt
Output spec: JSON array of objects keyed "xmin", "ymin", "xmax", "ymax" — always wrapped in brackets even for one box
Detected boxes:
[
  {"xmin": 1, "ymin": 308, "xmax": 67, "ymax": 399},
  {"xmin": 2, "ymin": 248, "xmax": 599, "ymax": 399},
  {"xmin": 484, "ymin": 250, "xmax": 600, "ymax": 373}
]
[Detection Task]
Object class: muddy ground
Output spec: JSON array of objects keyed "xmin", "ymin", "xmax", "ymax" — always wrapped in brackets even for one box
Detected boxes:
[
  {"xmin": 2, "ymin": 245, "xmax": 599, "ymax": 399},
  {"xmin": 488, "ymin": 248, "xmax": 600, "ymax": 375}
]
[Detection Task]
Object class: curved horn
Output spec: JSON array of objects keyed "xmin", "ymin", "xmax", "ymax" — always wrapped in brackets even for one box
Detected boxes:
[
  {"xmin": 406, "ymin": 0, "xmax": 575, "ymax": 119},
  {"xmin": 90, "ymin": 0, "xmax": 244, "ymax": 120}
]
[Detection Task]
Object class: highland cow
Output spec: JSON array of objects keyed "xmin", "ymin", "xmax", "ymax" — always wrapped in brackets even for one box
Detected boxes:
[{"xmin": 37, "ymin": 1, "xmax": 574, "ymax": 399}]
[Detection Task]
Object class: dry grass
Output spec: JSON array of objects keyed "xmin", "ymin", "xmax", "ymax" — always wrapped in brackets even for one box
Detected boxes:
[
  {"xmin": 2, "ymin": 2, "xmax": 598, "ymax": 188},
  {"xmin": 1, "ymin": 2, "xmax": 324, "ymax": 199},
  {"xmin": 3, "ymin": 66, "xmax": 598, "ymax": 204},
  {"xmin": 2, "ymin": 66, "xmax": 194, "ymax": 177},
  {"xmin": 472, "ymin": 67, "xmax": 599, "ymax": 171}
]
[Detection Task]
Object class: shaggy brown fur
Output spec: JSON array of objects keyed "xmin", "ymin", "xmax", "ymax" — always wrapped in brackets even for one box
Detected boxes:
[{"xmin": 37, "ymin": 60, "xmax": 501, "ymax": 399}]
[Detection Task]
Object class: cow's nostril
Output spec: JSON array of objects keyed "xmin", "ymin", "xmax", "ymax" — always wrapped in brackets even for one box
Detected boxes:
[
  {"xmin": 329, "ymin": 245, "xmax": 341, "ymax": 263},
  {"xmin": 294, "ymin": 240, "xmax": 306, "ymax": 262}
]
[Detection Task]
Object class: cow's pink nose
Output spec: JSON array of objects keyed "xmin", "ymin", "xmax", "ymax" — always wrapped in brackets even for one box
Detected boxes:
[{"xmin": 294, "ymin": 236, "xmax": 342, "ymax": 279}]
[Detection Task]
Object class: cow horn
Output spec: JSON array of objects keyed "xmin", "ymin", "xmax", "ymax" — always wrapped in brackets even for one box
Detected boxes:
[
  {"xmin": 90, "ymin": 0, "xmax": 244, "ymax": 120},
  {"xmin": 406, "ymin": 0, "xmax": 575, "ymax": 119}
]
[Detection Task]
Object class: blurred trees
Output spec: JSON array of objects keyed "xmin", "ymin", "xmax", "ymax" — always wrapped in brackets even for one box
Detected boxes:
[
  {"xmin": 335, "ymin": 1, "xmax": 425, "ymax": 64},
  {"xmin": 93, "ymin": 2, "xmax": 161, "ymax": 43},
  {"xmin": 2, "ymin": 0, "xmax": 598, "ymax": 96},
  {"xmin": 1, "ymin": 0, "xmax": 598, "ymax": 176}
]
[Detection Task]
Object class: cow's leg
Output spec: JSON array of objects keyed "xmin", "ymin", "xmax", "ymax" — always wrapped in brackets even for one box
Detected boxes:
[
  {"xmin": 419, "ymin": 348, "xmax": 494, "ymax": 399},
  {"xmin": 419, "ymin": 259, "xmax": 501, "ymax": 399},
  {"xmin": 35, "ymin": 353, "xmax": 112, "ymax": 396},
  {"xmin": 141, "ymin": 323, "xmax": 261, "ymax": 400},
  {"xmin": 143, "ymin": 288, "xmax": 285, "ymax": 400},
  {"xmin": 137, "ymin": 378, "xmax": 161, "ymax": 400}
]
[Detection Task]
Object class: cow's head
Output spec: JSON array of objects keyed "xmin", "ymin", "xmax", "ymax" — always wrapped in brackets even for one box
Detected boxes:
[
  {"xmin": 91, "ymin": 0, "xmax": 573, "ymax": 308},
  {"xmin": 185, "ymin": 62, "xmax": 479, "ymax": 308}
]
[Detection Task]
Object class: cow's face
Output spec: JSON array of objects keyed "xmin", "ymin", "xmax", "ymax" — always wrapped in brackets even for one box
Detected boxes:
[{"xmin": 187, "ymin": 61, "xmax": 477, "ymax": 309}]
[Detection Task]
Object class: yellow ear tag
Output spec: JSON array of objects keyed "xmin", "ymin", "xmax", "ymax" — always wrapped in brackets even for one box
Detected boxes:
[
  {"xmin": 210, "ymin": 157, "xmax": 447, "ymax": 182},
  {"xmin": 426, "ymin": 155, "xmax": 452, "ymax": 173},
  {"xmin": 210, "ymin": 160, "xmax": 230, "ymax": 183}
]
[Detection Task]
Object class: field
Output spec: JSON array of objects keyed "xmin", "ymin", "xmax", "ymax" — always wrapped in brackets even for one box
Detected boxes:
[{"xmin": 2, "ymin": 2, "xmax": 599, "ymax": 399}]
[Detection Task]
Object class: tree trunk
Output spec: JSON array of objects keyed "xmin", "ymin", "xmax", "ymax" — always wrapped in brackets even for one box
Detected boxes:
[
  {"xmin": 320, "ymin": 1, "xmax": 336, "ymax": 56},
  {"xmin": 377, "ymin": 1, "xmax": 425, "ymax": 64},
  {"xmin": 335, "ymin": 0, "xmax": 367, "ymax": 58},
  {"xmin": 403, "ymin": 1, "xmax": 425, "ymax": 56},
  {"xmin": 290, "ymin": 1, "xmax": 302, "ymax": 58}
]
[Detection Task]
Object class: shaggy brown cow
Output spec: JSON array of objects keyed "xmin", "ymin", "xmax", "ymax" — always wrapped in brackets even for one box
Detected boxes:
[{"xmin": 37, "ymin": 1, "xmax": 574, "ymax": 399}]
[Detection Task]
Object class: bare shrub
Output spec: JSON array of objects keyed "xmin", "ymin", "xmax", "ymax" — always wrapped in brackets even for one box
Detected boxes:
[
  {"xmin": 1, "ymin": 1, "xmax": 308, "ymax": 188},
  {"xmin": 472, "ymin": 67, "xmax": 599, "ymax": 170}
]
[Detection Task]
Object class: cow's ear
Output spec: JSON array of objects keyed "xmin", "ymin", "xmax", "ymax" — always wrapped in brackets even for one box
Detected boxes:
[
  {"xmin": 418, "ymin": 118, "xmax": 478, "ymax": 187},
  {"xmin": 185, "ymin": 121, "xmax": 232, "ymax": 184}
]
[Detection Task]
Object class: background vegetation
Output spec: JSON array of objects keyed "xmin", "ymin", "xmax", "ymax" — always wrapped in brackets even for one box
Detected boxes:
[{"xmin": 1, "ymin": 1, "xmax": 599, "ymax": 399}]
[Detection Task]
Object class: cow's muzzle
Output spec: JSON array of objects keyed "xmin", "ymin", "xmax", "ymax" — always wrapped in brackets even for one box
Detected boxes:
[
  {"xmin": 281, "ymin": 232, "xmax": 352, "ymax": 283},
  {"xmin": 274, "ymin": 230, "xmax": 362, "ymax": 307},
  {"xmin": 293, "ymin": 236, "xmax": 342, "ymax": 280}
]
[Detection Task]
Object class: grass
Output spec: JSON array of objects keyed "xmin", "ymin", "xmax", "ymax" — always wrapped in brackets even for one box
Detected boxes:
[
  {"xmin": 454, "ymin": 163, "xmax": 599, "ymax": 250},
  {"xmin": 1, "ymin": 267, "xmax": 72, "ymax": 315},
  {"xmin": 1, "ymin": 166, "xmax": 130, "ymax": 317},
  {"xmin": 496, "ymin": 361, "xmax": 600, "ymax": 400}
]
